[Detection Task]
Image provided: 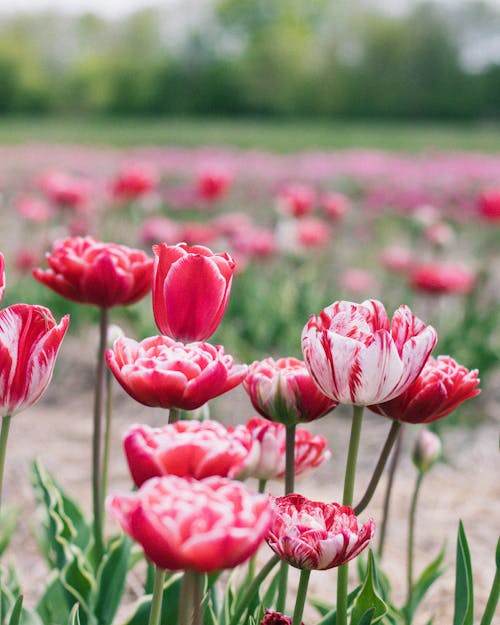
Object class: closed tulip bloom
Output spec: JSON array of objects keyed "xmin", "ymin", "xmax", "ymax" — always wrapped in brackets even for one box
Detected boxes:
[
  {"xmin": 302, "ymin": 299, "xmax": 437, "ymax": 406},
  {"xmin": 369, "ymin": 355, "xmax": 480, "ymax": 424},
  {"xmin": 243, "ymin": 416, "xmax": 331, "ymax": 481},
  {"xmin": 0, "ymin": 304, "xmax": 69, "ymax": 416},
  {"xmin": 410, "ymin": 263, "xmax": 475, "ymax": 295},
  {"xmin": 152, "ymin": 243, "xmax": 235, "ymax": 342},
  {"xmin": 123, "ymin": 420, "xmax": 258, "ymax": 486},
  {"xmin": 33, "ymin": 236, "xmax": 153, "ymax": 308},
  {"xmin": 108, "ymin": 475, "xmax": 273, "ymax": 572},
  {"xmin": 412, "ymin": 428, "xmax": 442, "ymax": 473},
  {"xmin": 266, "ymin": 494, "xmax": 374, "ymax": 570},
  {"xmin": 244, "ymin": 357, "xmax": 336, "ymax": 425},
  {"xmin": 106, "ymin": 335, "xmax": 247, "ymax": 411}
]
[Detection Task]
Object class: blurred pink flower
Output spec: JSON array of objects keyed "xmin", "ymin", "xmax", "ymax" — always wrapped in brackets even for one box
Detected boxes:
[
  {"xmin": 339, "ymin": 269, "xmax": 376, "ymax": 295},
  {"xmin": 410, "ymin": 263, "xmax": 475, "ymax": 294},
  {"xmin": 140, "ymin": 216, "xmax": 181, "ymax": 246},
  {"xmin": 478, "ymin": 188, "xmax": 500, "ymax": 222},
  {"xmin": 423, "ymin": 221, "xmax": 454, "ymax": 247},
  {"xmin": 111, "ymin": 163, "xmax": 157, "ymax": 200},
  {"xmin": 38, "ymin": 170, "xmax": 90, "ymax": 210},
  {"xmin": 380, "ymin": 245, "xmax": 414, "ymax": 274},
  {"xmin": 195, "ymin": 166, "xmax": 232, "ymax": 202},
  {"xmin": 15, "ymin": 195, "xmax": 54, "ymax": 223},
  {"xmin": 321, "ymin": 192, "xmax": 350, "ymax": 220},
  {"xmin": 231, "ymin": 228, "xmax": 276, "ymax": 259},
  {"xmin": 276, "ymin": 184, "xmax": 316, "ymax": 218}
]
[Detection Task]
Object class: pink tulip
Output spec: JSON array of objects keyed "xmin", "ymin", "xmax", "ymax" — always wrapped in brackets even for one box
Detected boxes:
[
  {"xmin": 111, "ymin": 163, "xmax": 157, "ymax": 200},
  {"xmin": 260, "ymin": 610, "xmax": 300, "ymax": 625},
  {"xmin": 478, "ymin": 188, "xmax": 500, "ymax": 222},
  {"xmin": 321, "ymin": 192, "xmax": 350, "ymax": 220},
  {"xmin": 33, "ymin": 236, "xmax": 153, "ymax": 308},
  {"xmin": 412, "ymin": 428, "xmax": 441, "ymax": 473},
  {"xmin": 106, "ymin": 335, "xmax": 247, "ymax": 410},
  {"xmin": 369, "ymin": 355, "xmax": 480, "ymax": 424},
  {"xmin": 152, "ymin": 243, "xmax": 235, "ymax": 342},
  {"xmin": 302, "ymin": 299, "xmax": 437, "ymax": 405},
  {"xmin": 108, "ymin": 475, "xmax": 272, "ymax": 572},
  {"xmin": 266, "ymin": 494, "xmax": 374, "ymax": 570},
  {"xmin": 123, "ymin": 420, "xmax": 257, "ymax": 486},
  {"xmin": 380, "ymin": 245, "xmax": 413, "ymax": 274},
  {"xmin": 339, "ymin": 269, "xmax": 376, "ymax": 295},
  {"xmin": 15, "ymin": 195, "xmax": 54, "ymax": 223},
  {"xmin": 231, "ymin": 228, "xmax": 276, "ymax": 259},
  {"xmin": 296, "ymin": 217, "xmax": 331, "ymax": 248},
  {"xmin": 244, "ymin": 357, "xmax": 336, "ymax": 425},
  {"xmin": 178, "ymin": 222, "xmax": 219, "ymax": 246},
  {"xmin": 243, "ymin": 416, "xmax": 331, "ymax": 481},
  {"xmin": 276, "ymin": 184, "xmax": 316, "ymax": 218},
  {"xmin": 38, "ymin": 170, "xmax": 89, "ymax": 210},
  {"xmin": 410, "ymin": 263, "xmax": 475, "ymax": 295},
  {"xmin": 195, "ymin": 166, "xmax": 232, "ymax": 202},
  {"xmin": 139, "ymin": 216, "xmax": 181, "ymax": 246},
  {"xmin": 0, "ymin": 304, "xmax": 69, "ymax": 416}
]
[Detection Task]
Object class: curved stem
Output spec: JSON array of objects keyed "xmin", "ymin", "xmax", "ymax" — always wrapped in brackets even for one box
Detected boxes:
[
  {"xmin": 148, "ymin": 567, "xmax": 166, "ymax": 625},
  {"xmin": 480, "ymin": 553, "xmax": 500, "ymax": 625},
  {"xmin": 337, "ymin": 404, "xmax": 364, "ymax": 625},
  {"xmin": 354, "ymin": 420, "xmax": 402, "ymax": 515},
  {"xmin": 100, "ymin": 368, "xmax": 113, "ymax": 518},
  {"xmin": 406, "ymin": 471, "xmax": 424, "ymax": 610},
  {"xmin": 92, "ymin": 306, "xmax": 108, "ymax": 563},
  {"xmin": 0, "ymin": 415, "xmax": 12, "ymax": 512},
  {"xmin": 377, "ymin": 425, "xmax": 404, "ymax": 558},
  {"xmin": 292, "ymin": 569, "xmax": 311, "ymax": 625},
  {"xmin": 229, "ymin": 555, "xmax": 280, "ymax": 625}
]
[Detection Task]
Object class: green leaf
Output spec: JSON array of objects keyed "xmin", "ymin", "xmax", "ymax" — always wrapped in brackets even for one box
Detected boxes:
[
  {"xmin": 350, "ymin": 552, "xmax": 388, "ymax": 625},
  {"xmin": 404, "ymin": 545, "xmax": 446, "ymax": 622},
  {"xmin": 453, "ymin": 521, "xmax": 474, "ymax": 625},
  {"xmin": 94, "ymin": 535, "xmax": 131, "ymax": 625},
  {"xmin": 310, "ymin": 597, "xmax": 335, "ymax": 617},
  {"xmin": 316, "ymin": 586, "xmax": 362, "ymax": 625},
  {"xmin": 60, "ymin": 547, "xmax": 96, "ymax": 625},
  {"xmin": 36, "ymin": 575, "xmax": 72, "ymax": 625},
  {"xmin": 0, "ymin": 508, "xmax": 18, "ymax": 557},
  {"xmin": 7, "ymin": 596, "xmax": 22, "ymax": 625},
  {"xmin": 68, "ymin": 604, "xmax": 81, "ymax": 625},
  {"xmin": 356, "ymin": 608, "xmax": 375, "ymax": 625},
  {"xmin": 123, "ymin": 573, "xmax": 182, "ymax": 625}
]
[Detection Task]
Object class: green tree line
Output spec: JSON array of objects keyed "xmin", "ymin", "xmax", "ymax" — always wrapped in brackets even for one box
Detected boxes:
[{"xmin": 0, "ymin": 0, "xmax": 499, "ymax": 118}]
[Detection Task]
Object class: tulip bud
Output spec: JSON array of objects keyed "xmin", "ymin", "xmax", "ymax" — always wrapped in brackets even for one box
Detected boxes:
[{"xmin": 412, "ymin": 428, "xmax": 441, "ymax": 474}]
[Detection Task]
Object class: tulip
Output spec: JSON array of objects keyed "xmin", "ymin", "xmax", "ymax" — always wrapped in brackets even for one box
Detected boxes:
[
  {"xmin": 108, "ymin": 475, "xmax": 272, "ymax": 572},
  {"xmin": 412, "ymin": 428, "xmax": 442, "ymax": 473},
  {"xmin": 38, "ymin": 170, "xmax": 89, "ymax": 210},
  {"xmin": 478, "ymin": 188, "xmax": 500, "ymax": 222},
  {"xmin": 244, "ymin": 357, "xmax": 336, "ymax": 425},
  {"xmin": 410, "ymin": 263, "xmax": 475, "ymax": 295},
  {"xmin": 266, "ymin": 494, "xmax": 374, "ymax": 570},
  {"xmin": 243, "ymin": 416, "xmax": 331, "ymax": 481},
  {"xmin": 369, "ymin": 355, "xmax": 480, "ymax": 424},
  {"xmin": 0, "ymin": 304, "xmax": 69, "ymax": 417},
  {"xmin": 111, "ymin": 163, "xmax": 157, "ymax": 200},
  {"xmin": 33, "ymin": 236, "xmax": 154, "ymax": 308},
  {"xmin": 152, "ymin": 242, "xmax": 235, "ymax": 342},
  {"xmin": 302, "ymin": 299, "xmax": 437, "ymax": 406},
  {"xmin": 15, "ymin": 195, "xmax": 54, "ymax": 223},
  {"xmin": 123, "ymin": 420, "xmax": 257, "ymax": 486},
  {"xmin": 106, "ymin": 335, "xmax": 247, "ymax": 411},
  {"xmin": 195, "ymin": 166, "xmax": 232, "ymax": 202},
  {"xmin": 276, "ymin": 184, "xmax": 316, "ymax": 218},
  {"xmin": 260, "ymin": 610, "xmax": 301, "ymax": 625},
  {"xmin": 321, "ymin": 192, "xmax": 350, "ymax": 221}
]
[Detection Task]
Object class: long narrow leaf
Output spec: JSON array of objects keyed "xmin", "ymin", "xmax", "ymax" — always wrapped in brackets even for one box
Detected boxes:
[{"xmin": 453, "ymin": 521, "xmax": 474, "ymax": 625}]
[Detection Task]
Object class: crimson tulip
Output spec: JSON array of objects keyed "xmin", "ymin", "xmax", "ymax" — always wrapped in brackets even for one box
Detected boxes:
[
  {"xmin": 106, "ymin": 335, "xmax": 247, "ymax": 410},
  {"xmin": 111, "ymin": 163, "xmax": 157, "ymax": 200},
  {"xmin": 266, "ymin": 494, "xmax": 374, "ymax": 570},
  {"xmin": 242, "ymin": 416, "xmax": 331, "ymax": 481},
  {"xmin": 302, "ymin": 299, "xmax": 437, "ymax": 405},
  {"xmin": 33, "ymin": 236, "xmax": 153, "ymax": 308},
  {"xmin": 369, "ymin": 355, "xmax": 480, "ymax": 424},
  {"xmin": 410, "ymin": 263, "xmax": 475, "ymax": 295},
  {"xmin": 0, "ymin": 304, "xmax": 69, "ymax": 416},
  {"xmin": 260, "ymin": 610, "xmax": 301, "ymax": 625},
  {"xmin": 244, "ymin": 357, "xmax": 336, "ymax": 425},
  {"xmin": 123, "ymin": 420, "xmax": 257, "ymax": 486},
  {"xmin": 152, "ymin": 242, "xmax": 235, "ymax": 342},
  {"xmin": 108, "ymin": 475, "xmax": 272, "ymax": 572}
]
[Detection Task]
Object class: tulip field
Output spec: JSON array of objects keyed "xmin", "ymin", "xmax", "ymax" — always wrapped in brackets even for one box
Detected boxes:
[{"xmin": 0, "ymin": 136, "xmax": 498, "ymax": 625}]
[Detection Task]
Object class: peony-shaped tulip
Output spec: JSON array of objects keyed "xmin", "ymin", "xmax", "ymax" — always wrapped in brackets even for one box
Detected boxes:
[
  {"xmin": 123, "ymin": 420, "xmax": 258, "ymax": 486},
  {"xmin": 33, "ymin": 236, "xmax": 154, "ymax": 308},
  {"xmin": 0, "ymin": 304, "xmax": 69, "ymax": 416},
  {"xmin": 108, "ymin": 475, "xmax": 272, "ymax": 572},
  {"xmin": 244, "ymin": 357, "xmax": 336, "ymax": 425},
  {"xmin": 260, "ymin": 610, "xmax": 302, "ymax": 625},
  {"xmin": 266, "ymin": 494, "xmax": 374, "ymax": 570},
  {"xmin": 152, "ymin": 243, "xmax": 235, "ymax": 342},
  {"xmin": 369, "ymin": 355, "xmax": 480, "ymax": 424},
  {"xmin": 106, "ymin": 335, "xmax": 247, "ymax": 410},
  {"xmin": 302, "ymin": 299, "xmax": 437, "ymax": 406},
  {"xmin": 243, "ymin": 416, "xmax": 331, "ymax": 481}
]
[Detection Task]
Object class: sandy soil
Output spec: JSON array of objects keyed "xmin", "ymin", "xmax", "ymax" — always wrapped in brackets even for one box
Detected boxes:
[{"xmin": 3, "ymin": 329, "xmax": 499, "ymax": 624}]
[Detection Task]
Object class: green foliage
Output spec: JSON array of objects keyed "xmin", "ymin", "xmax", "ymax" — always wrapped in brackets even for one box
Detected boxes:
[
  {"xmin": 453, "ymin": 521, "xmax": 474, "ymax": 625},
  {"xmin": 350, "ymin": 552, "xmax": 387, "ymax": 624},
  {"xmin": 403, "ymin": 546, "xmax": 446, "ymax": 624}
]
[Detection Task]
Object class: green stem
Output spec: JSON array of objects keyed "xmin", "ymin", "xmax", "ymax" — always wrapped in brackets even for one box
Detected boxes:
[
  {"xmin": 354, "ymin": 420, "xmax": 402, "ymax": 515},
  {"xmin": 178, "ymin": 571, "xmax": 193, "ymax": 625},
  {"xmin": 169, "ymin": 407, "xmax": 181, "ymax": 424},
  {"xmin": 0, "ymin": 415, "xmax": 12, "ymax": 512},
  {"xmin": 377, "ymin": 425, "xmax": 404, "ymax": 558},
  {"xmin": 148, "ymin": 567, "xmax": 166, "ymax": 625},
  {"xmin": 100, "ymin": 368, "xmax": 113, "ymax": 518},
  {"xmin": 192, "ymin": 571, "xmax": 203, "ymax": 625},
  {"xmin": 292, "ymin": 569, "xmax": 311, "ymax": 625},
  {"xmin": 229, "ymin": 555, "xmax": 280, "ymax": 625},
  {"xmin": 480, "ymin": 553, "xmax": 500, "ymax": 625},
  {"xmin": 337, "ymin": 404, "xmax": 364, "ymax": 625},
  {"xmin": 92, "ymin": 306, "xmax": 109, "ymax": 564},
  {"xmin": 406, "ymin": 471, "xmax": 424, "ymax": 611}
]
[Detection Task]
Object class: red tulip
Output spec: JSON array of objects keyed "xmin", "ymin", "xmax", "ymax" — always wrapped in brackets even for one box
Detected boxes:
[
  {"xmin": 478, "ymin": 188, "xmax": 500, "ymax": 222},
  {"xmin": 244, "ymin": 357, "xmax": 336, "ymax": 425},
  {"xmin": 243, "ymin": 416, "xmax": 331, "ymax": 481},
  {"xmin": 33, "ymin": 236, "xmax": 153, "ymax": 308},
  {"xmin": 38, "ymin": 170, "xmax": 89, "ymax": 210},
  {"xmin": 369, "ymin": 355, "xmax": 480, "ymax": 424},
  {"xmin": 321, "ymin": 192, "xmax": 350, "ymax": 221},
  {"xmin": 195, "ymin": 166, "xmax": 232, "ymax": 202},
  {"xmin": 276, "ymin": 184, "xmax": 316, "ymax": 218},
  {"xmin": 260, "ymin": 610, "xmax": 301, "ymax": 625},
  {"xmin": 410, "ymin": 263, "xmax": 475, "ymax": 295},
  {"xmin": 0, "ymin": 304, "xmax": 69, "ymax": 416},
  {"xmin": 123, "ymin": 420, "xmax": 257, "ymax": 486},
  {"xmin": 152, "ymin": 243, "xmax": 235, "ymax": 342},
  {"xmin": 106, "ymin": 335, "xmax": 247, "ymax": 410},
  {"xmin": 111, "ymin": 163, "xmax": 157, "ymax": 200},
  {"xmin": 108, "ymin": 475, "xmax": 272, "ymax": 572},
  {"xmin": 266, "ymin": 494, "xmax": 374, "ymax": 570},
  {"xmin": 302, "ymin": 299, "xmax": 437, "ymax": 405}
]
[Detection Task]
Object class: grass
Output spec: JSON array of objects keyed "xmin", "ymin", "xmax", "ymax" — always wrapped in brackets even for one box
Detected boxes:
[{"xmin": 0, "ymin": 116, "xmax": 499, "ymax": 152}]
